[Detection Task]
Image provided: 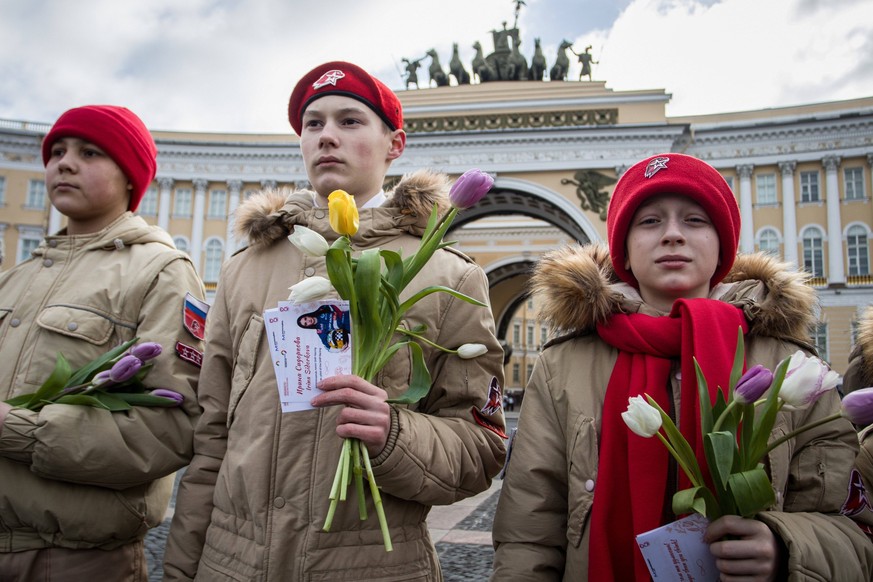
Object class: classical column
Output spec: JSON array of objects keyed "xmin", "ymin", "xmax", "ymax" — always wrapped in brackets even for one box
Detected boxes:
[
  {"xmin": 736, "ymin": 164, "xmax": 755, "ymax": 253},
  {"xmin": 261, "ymin": 179, "xmax": 278, "ymax": 190},
  {"xmin": 823, "ymin": 155, "xmax": 844, "ymax": 284},
  {"xmin": 191, "ymin": 179, "xmax": 208, "ymax": 272},
  {"xmin": 778, "ymin": 161, "xmax": 798, "ymax": 267},
  {"xmin": 157, "ymin": 177, "xmax": 173, "ymax": 231},
  {"xmin": 47, "ymin": 206, "xmax": 62, "ymax": 235},
  {"xmin": 226, "ymin": 180, "xmax": 242, "ymax": 256},
  {"xmin": 868, "ymin": 154, "xmax": 873, "ymax": 197}
]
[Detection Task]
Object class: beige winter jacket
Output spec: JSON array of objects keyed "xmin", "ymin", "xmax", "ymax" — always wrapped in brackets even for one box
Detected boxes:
[
  {"xmin": 492, "ymin": 244, "xmax": 873, "ymax": 581},
  {"xmin": 162, "ymin": 170, "xmax": 507, "ymax": 581},
  {"xmin": 0, "ymin": 212, "xmax": 204, "ymax": 552}
]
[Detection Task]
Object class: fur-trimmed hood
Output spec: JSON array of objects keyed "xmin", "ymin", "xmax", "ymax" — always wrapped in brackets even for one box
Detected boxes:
[
  {"xmin": 232, "ymin": 169, "xmax": 451, "ymax": 248},
  {"xmin": 531, "ymin": 243, "xmax": 818, "ymax": 343}
]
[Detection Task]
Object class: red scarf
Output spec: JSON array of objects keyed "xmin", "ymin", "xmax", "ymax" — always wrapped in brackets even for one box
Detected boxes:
[{"xmin": 588, "ymin": 298, "xmax": 748, "ymax": 582}]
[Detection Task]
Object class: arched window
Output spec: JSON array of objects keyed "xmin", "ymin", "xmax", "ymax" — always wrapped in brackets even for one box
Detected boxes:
[
  {"xmin": 757, "ymin": 228, "xmax": 780, "ymax": 257},
  {"xmin": 847, "ymin": 225, "xmax": 870, "ymax": 276},
  {"xmin": 173, "ymin": 236, "xmax": 189, "ymax": 254},
  {"xmin": 801, "ymin": 227, "xmax": 825, "ymax": 278},
  {"xmin": 204, "ymin": 239, "xmax": 224, "ymax": 282}
]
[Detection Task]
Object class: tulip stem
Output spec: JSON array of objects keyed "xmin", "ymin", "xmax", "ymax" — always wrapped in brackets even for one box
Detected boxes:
[
  {"xmin": 764, "ymin": 411, "xmax": 842, "ymax": 455},
  {"xmin": 712, "ymin": 400, "xmax": 739, "ymax": 433},
  {"xmin": 362, "ymin": 445, "xmax": 392, "ymax": 552}
]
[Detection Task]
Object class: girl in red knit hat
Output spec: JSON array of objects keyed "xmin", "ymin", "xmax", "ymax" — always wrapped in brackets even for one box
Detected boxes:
[
  {"xmin": 493, "ymin": 153, "xmax": 873, "ymax": 581},
  {"xmin": 0, "ymin": 105, "xmax": 205, "ymax": 581}
]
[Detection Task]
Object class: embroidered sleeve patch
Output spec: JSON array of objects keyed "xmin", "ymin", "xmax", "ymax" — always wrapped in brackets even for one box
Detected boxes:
[
  {"xmin": 471, "ymin": 407, "xmax": 508, "ymax": 440},
  {"xmin": 183, "ymin": 292, "xmax": 209, "ymax": 340},
  {"xmin": 176, "ymin": 341, "xmax": 204, "ymax": 368}
]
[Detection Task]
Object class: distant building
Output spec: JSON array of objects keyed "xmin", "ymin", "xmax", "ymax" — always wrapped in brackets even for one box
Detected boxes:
[{"xmin": 2, "ymin": 82, "xmax": 871, "ymax": 376}]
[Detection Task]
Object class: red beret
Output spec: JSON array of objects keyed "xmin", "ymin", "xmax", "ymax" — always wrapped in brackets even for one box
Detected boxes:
[
  {"xmin": 607, "ymin": 153, "xmax": 740, "ymax": 288},
  {"xmin": 288, "ymin": 61, "xmax": 402, "ymax": 136},
  {"xmin": 42, "ymin": 105, "xmax": 157, "ymax": 212}
]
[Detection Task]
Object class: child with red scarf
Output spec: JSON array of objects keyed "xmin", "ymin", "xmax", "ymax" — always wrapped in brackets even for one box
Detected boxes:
[{"xmin": 492, "ymin": 153, "xmax": 873, "ymax": 580}]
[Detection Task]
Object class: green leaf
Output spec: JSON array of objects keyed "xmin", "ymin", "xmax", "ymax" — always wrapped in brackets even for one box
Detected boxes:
[
  {"xmin": 747, "ymin": 358, "xmax": 789, "ymax": 469},
  {"xmin": 694, "ymin": 358, "xmax": 713, "ymax": 436},
  {"xmin": 672, "ymin": 486, "xmax": 720, "ymax": 519},
  {"xmin": 325, "ymin": 247, "xmax": 355, "ymax": 301},
  {"xmin": 704, "ymin": 431, "xmax": 736, "ymax": 490},
  {"xmin": 94, "ymin": 391, "xmax": 133, "ymax": 411},
  {"xmin": 25, "ymin": 352, "xmax": 73, "ymax": 408},
  {"xmin": 645, "ymin": 395, "xmax": 706, "ymax": 487},
  {"xmin": 728, "ymin": 327, "xmax": 745, "ymax": 398},
  {"xmin": 380, "ymin": 249, "xmax": 405, "ymax": 291},
  {"xmin": 3, "ymin": 394, "xmax": 34, "ymax": 407},
  {"xmin": 728, "ymin": 467, "xmax": 776, "ymax": 518},
  {"xmin": 114, "ymin": 392, "xmax": 181, "ymax": 407},
  {"xmin": 398, "ymin": 285, "xmax": 486, "ymax": 316},
  {"xmin": 67, "ymin": 337, "xmax": 138, "ymax": 387},
  {"xmin": 386, "ymin": 341, "xmax": 432, "ymax": 405},
  {"xmin": 53, "ymin": 394, "xmax": 111, "ymax": 410}
]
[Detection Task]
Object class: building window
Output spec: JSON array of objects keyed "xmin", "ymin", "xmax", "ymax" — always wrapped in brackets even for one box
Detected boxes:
[
  {"xmin": 17, "ymin": 226, "xmax": 43, "ymax": 264},
  {"xmin": 0, "ymin": 176, "xmax": 6, "ymax": 206},
  {"xmin": 512, "ymin": 323, "xmax": 520, "ymax": 345},
  {"xmin": 845, "ymin": 167, "xmax": 865, "ymax": 200},
  {"xmin": 526, "ymin": 324, "xmax": 534, "ymax": 346},
  {"xmin": 540, "ymin": 326, "xmax": 548, "ymax": 346},
  {"xmin": 139, "ymin": 186, "xmax": 158, "ymax": 216},
  {"xmin": 25, "ymin": 179, "xmax": 46, "ymax": 209},
  {"xmin": 800, "ymin": 171, "xmax": 820, "ymax": 203},
  {"xmin": 208, "ymin": 189, "xmax": 228, "ymax": 219},
  {"xmin": 203, "ymin": 239, "xmax": 224, "ymax": 282},
  {"xmin": 512, "ymin": 363, "xmax": 520, "ymax": 383},
  {"xmin": 802, "ymin": 227, "xmax": 825, "ymax": 277},
  {"xmin": 723, "ymin": 176, "xmax": 734, "ymax": 190},
  {"xmin": 756, "ymin": 173, "xmax": 777, "ymax": 205},
  {"xmin": 811, "ymin": 322, "xmax": 828, "ymax": 363},
  {"xmin": 526, "ymin": 364, "xmax": 534, "ymax": 381},
  {"xmin": 526, "ymin": 298, "xmax": 534, "ymax": 309},
  {"xmin": 173, "ymin": 188, "xmax": 192, "ymax": 218},
  {"xmin": 758, "ymin": 228, "xmax": 780, "ymax": 256},
  {"xmin": 847, "ymin": 225, "xmax": 870, "ymax": 276},
  {"xmin": 173, "ymin": 236, "xmax": 189, "ymax": 254}
]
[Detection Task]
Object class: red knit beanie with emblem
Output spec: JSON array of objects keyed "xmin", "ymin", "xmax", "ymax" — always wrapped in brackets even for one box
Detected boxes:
[
  {"xmin": 288, "ymin": 61, "xmax": 403, "ymax": 136},
  {"xmin": 607, "ymin": 153, "xmax": 740, "ymax": 288},
  {"xmin": 42, "ymin": 105, "xmax": 158, "ymax": 212}
]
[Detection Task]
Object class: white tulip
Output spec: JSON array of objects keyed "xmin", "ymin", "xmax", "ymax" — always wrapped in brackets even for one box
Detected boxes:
[
  {"xmin": 288, "ymin": 276, "xmax": 334, "ymax": 303},
  {"xmin": 621, "ymin": 395, "xmax": 662, "ymax": 438},
  {"xmin": 457, "ymin": 343, "xmax": 488, "ymax": 359},
  {"xmin": 778, "ymin": 351, "xmax": 841, "ymax": 409},
  {"xmin": 288, "ymin": 226, "xmax": 329, "ymax": 257}
]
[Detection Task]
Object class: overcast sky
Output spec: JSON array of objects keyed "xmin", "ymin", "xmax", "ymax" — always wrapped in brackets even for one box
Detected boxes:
[{"xmin": 1, "ymin": 0, "xmax": 870, "ymax": 133}]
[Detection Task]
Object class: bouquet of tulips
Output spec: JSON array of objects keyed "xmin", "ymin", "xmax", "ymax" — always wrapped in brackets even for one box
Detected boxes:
[
  {"xmin": 4, "ymin": 338, "xmax": 183, "ymax": 412},
  {"xmin": 622, "ymin": 327, "xmax": 872, "ymax": 521},
  {"xmin": 286, "ymin": 169, "xmax": 495, "ymax": 551}
]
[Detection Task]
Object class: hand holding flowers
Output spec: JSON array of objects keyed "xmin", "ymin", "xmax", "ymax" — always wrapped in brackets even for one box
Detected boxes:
[
  {"xmin": 4, "ymin": 338, "xmax": 184, "ymax": 412},
  {"xmin": 286, "ymin": 169, "xmax": 494, "ymax": 550}
]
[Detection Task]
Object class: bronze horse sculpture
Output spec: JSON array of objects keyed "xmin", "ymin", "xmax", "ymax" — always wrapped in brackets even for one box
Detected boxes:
[
  {"xmin": 425, "ymin": 48, "xmax": 449, "ymax": 87},
  {"xmin": 549, "ymin": 39, "xmax": 574, "ymax": 81}
]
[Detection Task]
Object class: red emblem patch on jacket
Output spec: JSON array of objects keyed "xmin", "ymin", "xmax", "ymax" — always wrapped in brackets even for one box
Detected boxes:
[
  {"xmin": 842, "ymin": 469, "xmax": 872, "ymax": 518},
  {"xmin": 471, "ymin": 376, "xmax": 506, "ymax": 439},
  {"xmin": 176, "ymin": 342, "xmax": 203, "ymax": 368}
]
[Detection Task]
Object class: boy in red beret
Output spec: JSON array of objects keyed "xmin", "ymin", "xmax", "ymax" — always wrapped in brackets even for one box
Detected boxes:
[
  {"xmin": 163, "ymin": 62, "xmax": 506, "ymax": 580},
  {"xmin": 492, "ymin": 153, "xmax": 873, "ymax": 580},
  {"xmin": 0, "ymin": 105, "xmax": 205, "ymax": 581}
]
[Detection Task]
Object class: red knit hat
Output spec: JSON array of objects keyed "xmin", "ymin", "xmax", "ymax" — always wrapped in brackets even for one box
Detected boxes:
[
  {"xmin": 42, "ymin": 105, "xmax": 157, "ymax": 212},
  {"xmin": 607, "ymin": 153, "xmax": 740, "ymax": 288},
  {"xmin": 288, "ymin": 61, "xmax": 403, "ymax": 136}
]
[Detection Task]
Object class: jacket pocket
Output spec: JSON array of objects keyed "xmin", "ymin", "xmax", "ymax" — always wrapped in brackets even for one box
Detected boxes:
[
  {"xmin": 227, "ymin": 314, "xmax": 264, "ymax": 427},
  {"xmin": 24, "ymin": 305, "xmax": 124, "ymax": 385},
  {"xmin": 567, "ymin": 413, "xmax": 597, "ymax": 549}
]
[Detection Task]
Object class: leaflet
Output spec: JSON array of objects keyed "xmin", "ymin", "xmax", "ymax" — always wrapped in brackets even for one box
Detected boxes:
[
  {"xmin": 635, "ymin": 513, "xmax": 718, "ymax": 582},
  {"xmin": 263, "ymin": 300, "xmax": 353, "ymax": 413}
]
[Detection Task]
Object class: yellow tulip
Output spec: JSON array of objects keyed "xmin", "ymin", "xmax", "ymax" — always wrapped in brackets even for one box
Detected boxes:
[{"xmin": 328, "ymin": 190, "xmax": 359, "ymax": 236}]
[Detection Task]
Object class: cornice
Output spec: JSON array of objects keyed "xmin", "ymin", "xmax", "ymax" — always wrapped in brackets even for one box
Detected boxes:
[{"xmin": 404, "ymin": 108, "xmax": 618, "ymax": 133}]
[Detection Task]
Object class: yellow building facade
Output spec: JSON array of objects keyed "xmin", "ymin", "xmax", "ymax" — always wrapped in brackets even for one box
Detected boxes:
[{"xmin": 1, "ymin": 82, "xmax": 872, "ymax": 387}]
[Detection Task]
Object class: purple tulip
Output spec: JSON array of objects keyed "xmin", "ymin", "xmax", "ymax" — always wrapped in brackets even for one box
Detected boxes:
[
  {"xmin": 150, "ymin": 388, "xmax": 185, "ymax": 407},
  {"xmin": 91, "ymin": 369, "xmax": 114, "ymax": 387},
  {"xmin": 841, "ymin": 387, "xmax": 873, "ymax": 426},
  {"xmin": 734, "ymin": 364, "xmax": 774, "ymax": 404},
  {"xmin": 130, "ymin": 342, "xmax": 162, "ymax": 361},
  {"xmin": 109, "ymin": 354, "xmax": 143, "ymax": 383},
  {"xmin": 449, "ymin": 169, "xmax": 494, "ymax": 209}
]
